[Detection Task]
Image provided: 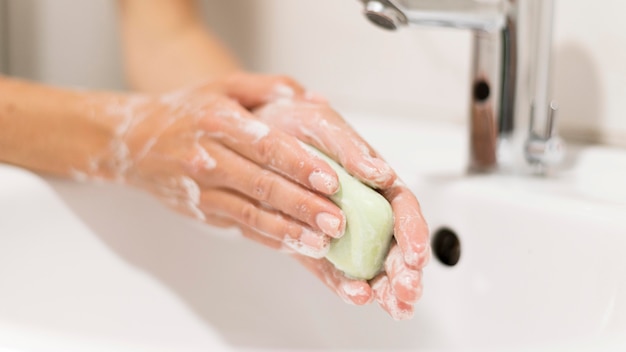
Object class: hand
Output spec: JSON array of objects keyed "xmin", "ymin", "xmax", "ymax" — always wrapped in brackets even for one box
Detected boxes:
[
  {"xmin": 91, "ymin": 85, "xmax": 349, "ymax": 259},
  {"xmin": 254, "ymin": 98, "xmax": 431, "ymax": 320},
  {"xmin": 191, "ymin": 71, "xmax": 328, "ymax": 110}
]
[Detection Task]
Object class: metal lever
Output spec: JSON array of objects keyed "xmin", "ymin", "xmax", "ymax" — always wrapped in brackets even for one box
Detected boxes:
[{"xmin": 545, "ymin": 101, "xmax": 558, "ymax": 139}]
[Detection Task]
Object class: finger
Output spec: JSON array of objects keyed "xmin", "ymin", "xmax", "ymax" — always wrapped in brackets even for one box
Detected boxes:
[
  {"xmin": 238, "ymin": 225, "xmax": 284, "ymax": 251},
  {"xmin": 191, "ymin": 143, "xmax": 345, "ymax": 239},
  {"xmin": 302, "ymin": 91, "xmax": 329, "ymax": 104},
  {"xmin": 199, "ymin": 189, "xmax": 331, "ymax": 258},
  {"xmin": 236, "ymin": 226, "xmax": 374, "ymax": 307},
  {"xmin": 371, "ymin": 274, "xmax": 415, "ymax": 321},
  {"xmin": 199, "ymin": 103, "xmax": 340, "ymax": 196},
  {"xmin": 384, "ymin": 244, "xmax": 423, "ymax": 304},
  {"xmin": 382, "ymin": 180, "xmax": 430, "ymax": 270},
  {"xmin": 254, "ymin": 101, "xmax": 396, "ymax": 189},
  {"xmin": 204, "ymin": 214, "xmax": 237, "ymax": 228},
  {"xmin": 294, "ymin": 255, "xmax": 374, "ymax": 306},
  {"xmin": 219, "ymin": 72, "xmax": 306, "ymax": 109}
]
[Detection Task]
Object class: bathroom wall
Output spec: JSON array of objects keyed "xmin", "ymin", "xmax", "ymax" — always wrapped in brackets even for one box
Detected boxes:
[
  {"xmin": 4, "ymin": 0, "xmax": 124, "ymax": 89},
  {"xmin": 4, "ymin": 0, "xmax": 626, "ymax": 147}
]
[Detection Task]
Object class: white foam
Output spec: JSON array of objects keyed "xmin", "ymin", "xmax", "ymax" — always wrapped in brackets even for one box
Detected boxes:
[
  {"xmin": 272, "ymin": 84, "xmax": 296, "ymax": 99},
  {"xmin": 341, "ymin": 282, "xmax": 368, "ymax": 298},
  {"xmin": 282, "ymin": 236, "xmax": 329, "ymax": 259},
  {"xmin": 179, "ymin": 176, "xmax": 206, "ymax": 221},
  {"xmin": 194, "ymin": 145, "xmax": 217, "ymax": 170},
  {"xmin": 242, "ymin": 119, "xmax": 270, "ymax": 143},
  {"xmin": 69, "ymin": 169, "xmax": 88, "ymax": 182}
]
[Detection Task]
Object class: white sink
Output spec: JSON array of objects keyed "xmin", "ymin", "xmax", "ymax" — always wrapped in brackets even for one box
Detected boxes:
[{"xmin": 1, "ymin": 114, "xmax": 625, "ymax": 351}]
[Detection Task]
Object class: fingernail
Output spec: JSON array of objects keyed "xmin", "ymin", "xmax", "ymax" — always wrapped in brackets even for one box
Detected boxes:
[
  {"xmin": 371, "ymin": 158, "xmax": 395, "ymax": 184},
  {"xmin": 404, "ymin": 250, "xmax": 420, "ymax": 268},
  {"xmin": 283, "ymin": 229, "xmax": 330, "ymax": 259},
  {"xmin": 358, "ymin": 159, "xmax": 394, "ymax": 188},
  {"xmin": 316, "ymin": 212, "xmax": 345, "ymax": 238},
  {"xmin": 406, "ymin": 244, "xmax": 431, "ymax": 269},
  {"xmin": 390, "ymin": 301, "xmax": 415, "ymax": 321},
  {"xmin": 300, "ymin": 228, "xmax": 330, "ymax": 251},
  {"xmin": 396, "ymin": 271, "xmax": 419, "ymax": 290},
  {"xmin": 391, "ymin": 270, "xmax": 421, "ymax": 304},
  {"xmin": 309, "ymin": 170, "xmax": 339, "ymax": 194},
  {"xmin": 421, "ymin": 246, "xmax": 432, "ymax": 268},
  {"xmin": 340, "ymin": 282, "xmax": 372, "ymax": 305}
]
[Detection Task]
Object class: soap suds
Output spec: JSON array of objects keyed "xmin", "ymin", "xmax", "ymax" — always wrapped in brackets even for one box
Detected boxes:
[
  {"xmin": 271, "ymin": 84, "xmax": 296, "ymax": 100},
  {"xmin": 392, "ymin": 178, "xmax": 407, "ymax": 188},
  {"xmin": 298, "ymin": 126, "xmax": 330, "ymax": 153},
  {"xmin": 303, "ymin": 91, "xmax": 328, "ymax": 104},
  {"xmin": 69, "ymin": 169, "xmax": 88, "ymax": 182},
  {"xmin": 372, "ymin": 275, "xmax": 414, "ymax": 321},
  {"xmin": 340, "ymin": 282, "xmax": 372, "ymax": 305},
  {"xmin": 191, "ymin": 144, "xmax": 217, "ymax": 172},
  {"xmin": 317, "ymin": 264, "xmax": 367, "ymax": 305},
  {"xmin": 242, "ymin": 119, "xmax": 270, "ymax": 143},
  {"xmin": 282, "ymin": 237, "xmax": 328, "ymax": 259},
  {"xmin": 282, "ymin": 228, "xmax": 330, "ymax": 259},
  {"xmin": 176, "ymin": 176, "xmax": 205, "ymax": 221},
  {"xmin": 159, "ymin": 176, "xmax": 205, "ymax": 221}
]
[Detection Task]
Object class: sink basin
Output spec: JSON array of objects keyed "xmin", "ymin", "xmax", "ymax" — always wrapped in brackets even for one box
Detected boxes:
[{"xmin": 1, "ymin": 114, "xmax": 625, "ymax": 351}]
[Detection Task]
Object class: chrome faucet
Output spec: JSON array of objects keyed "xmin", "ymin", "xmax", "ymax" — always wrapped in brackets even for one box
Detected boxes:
[{"xmin": 359, "ymin": 0, "xmax": 565, "ymax": 174}]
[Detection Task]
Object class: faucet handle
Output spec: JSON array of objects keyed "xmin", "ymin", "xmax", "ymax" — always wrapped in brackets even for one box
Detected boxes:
[
  {"xmin": 525, "ymin": 101, "xmax": 566, "ymax": 172},
  {"xmin": 545, "ymin": 101, "xmax": 559, "ymax": 139}
]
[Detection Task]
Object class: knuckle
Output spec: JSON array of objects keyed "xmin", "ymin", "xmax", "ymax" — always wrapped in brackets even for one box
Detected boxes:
[
  {"xmin": 240, "ymin": 203, "xmax": 260, "ymax": 227},
  {"xmin": 252, "ymin": 171, "xmax": 276, "ymax": 202},
  {"xmin": 283, "ymin": 222, "xmax": 302, "ymax": 241},
  {"xmin": 255, "ymin": 137, "xmax": 276, "ymax": 164},
  {"xmin": 295, "ymin": 200, "xmax": 311, "ymax": 220},
  {"xmin": 182, "ymin": 145, "xmax": 217, "ymax": 176}
]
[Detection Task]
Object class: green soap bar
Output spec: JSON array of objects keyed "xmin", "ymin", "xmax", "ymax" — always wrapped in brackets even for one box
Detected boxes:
[{"xmin": 310, "ymin": 147, "xmax": 394, "ymax": 280}]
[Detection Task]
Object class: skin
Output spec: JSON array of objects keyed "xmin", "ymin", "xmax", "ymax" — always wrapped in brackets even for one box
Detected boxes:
[{"xmin": 0, "ymin": 0, "xmax": 431, "ymax": 320}]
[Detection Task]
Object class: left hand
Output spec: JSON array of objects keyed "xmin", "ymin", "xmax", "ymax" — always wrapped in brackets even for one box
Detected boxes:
[{"xmin": 254, "ymin": 99, "xmax": 430, "ymax": 320}]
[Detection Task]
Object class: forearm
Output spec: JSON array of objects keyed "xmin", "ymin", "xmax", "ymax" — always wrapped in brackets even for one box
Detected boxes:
[
  {"xmin": 118, "ymin": 0, "xmax": 240, "ymax": 93},
  {"xmin": 0, "ymin": 76, "xmax": 126, "ymax": 180}
]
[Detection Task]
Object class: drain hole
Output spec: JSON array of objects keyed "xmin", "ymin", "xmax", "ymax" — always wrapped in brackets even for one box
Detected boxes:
[
  {"xmin": 473, "ymin": 80, "xmax": 491, "ymax": 102},
  {"xmin": 432, "ymin": 228, "xmax": 461, "ymax": 267}
]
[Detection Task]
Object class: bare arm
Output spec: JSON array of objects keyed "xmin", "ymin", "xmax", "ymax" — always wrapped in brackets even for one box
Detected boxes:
[
  {"xmin": 0, "ymin": 76, "xmax": 123, "ymax": 179},
  {"xmin": 114, "ymin": 1, "xmax": 429, "ymax": 319},
  {"xmin": 0, "ymin": 1, "xmax": 428, "ymax": 320},
  {"xmin": 117, "ymin": 0, "xmax": 240, "ymax": 93}
]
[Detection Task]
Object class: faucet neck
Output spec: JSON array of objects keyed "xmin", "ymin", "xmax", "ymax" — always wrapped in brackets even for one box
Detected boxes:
[{"xmin": 362, "ymin": 0, "xmax": 563, "ymax": 173}]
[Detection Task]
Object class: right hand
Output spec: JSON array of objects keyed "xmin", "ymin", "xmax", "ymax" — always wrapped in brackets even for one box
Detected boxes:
[{"xmin": 93, "ymin": 84, "xmax": 347, "ymax": 259}]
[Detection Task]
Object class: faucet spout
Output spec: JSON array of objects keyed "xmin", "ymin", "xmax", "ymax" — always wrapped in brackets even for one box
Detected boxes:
[
  {"xmin": 360, "ymin": 0, "xmax": 564, "ymax": 174},
  {"xmin": 363, "ymin": 0, "xmax": 508, "ymax": 31}
]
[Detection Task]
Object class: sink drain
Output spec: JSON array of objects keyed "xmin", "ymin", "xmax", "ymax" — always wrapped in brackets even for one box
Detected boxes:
[{"xmin": 432, "ymin": 228, "xmax": 461, "ymax": 267}]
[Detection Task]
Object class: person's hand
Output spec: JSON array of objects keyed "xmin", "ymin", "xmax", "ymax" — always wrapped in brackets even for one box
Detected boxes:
[
  {"xmin": 188, "ymin": 71, "xmax": 430, "ymax": 319},
  {"xmin": 253, "ymin": 97, "xmax": 431, "ymax": 320},
  {"xmin": 91, "ymin": 85, "xmax": 350, "ymax": 259},
  {"xmin": 188, "ymin": 71, "xmax": 325, "ymax": 110}
]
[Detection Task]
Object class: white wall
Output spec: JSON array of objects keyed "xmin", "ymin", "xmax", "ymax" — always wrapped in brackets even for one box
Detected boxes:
[
  {"xmin": 5, "ymin": 0, "xmax": 626, "ymax": 147},
  {"xmin": 5, "ymin": 0, "xmax": 124, "ymax": 89}
]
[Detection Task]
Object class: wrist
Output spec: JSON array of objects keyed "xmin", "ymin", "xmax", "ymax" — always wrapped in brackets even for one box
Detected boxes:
[
  {"xmin": 76, "ymin": 92, "xmax": 154, "ymax": 183},
  {"xmin": 0, "ymin": 77, "xmax": 128, "ymax": 179}
]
